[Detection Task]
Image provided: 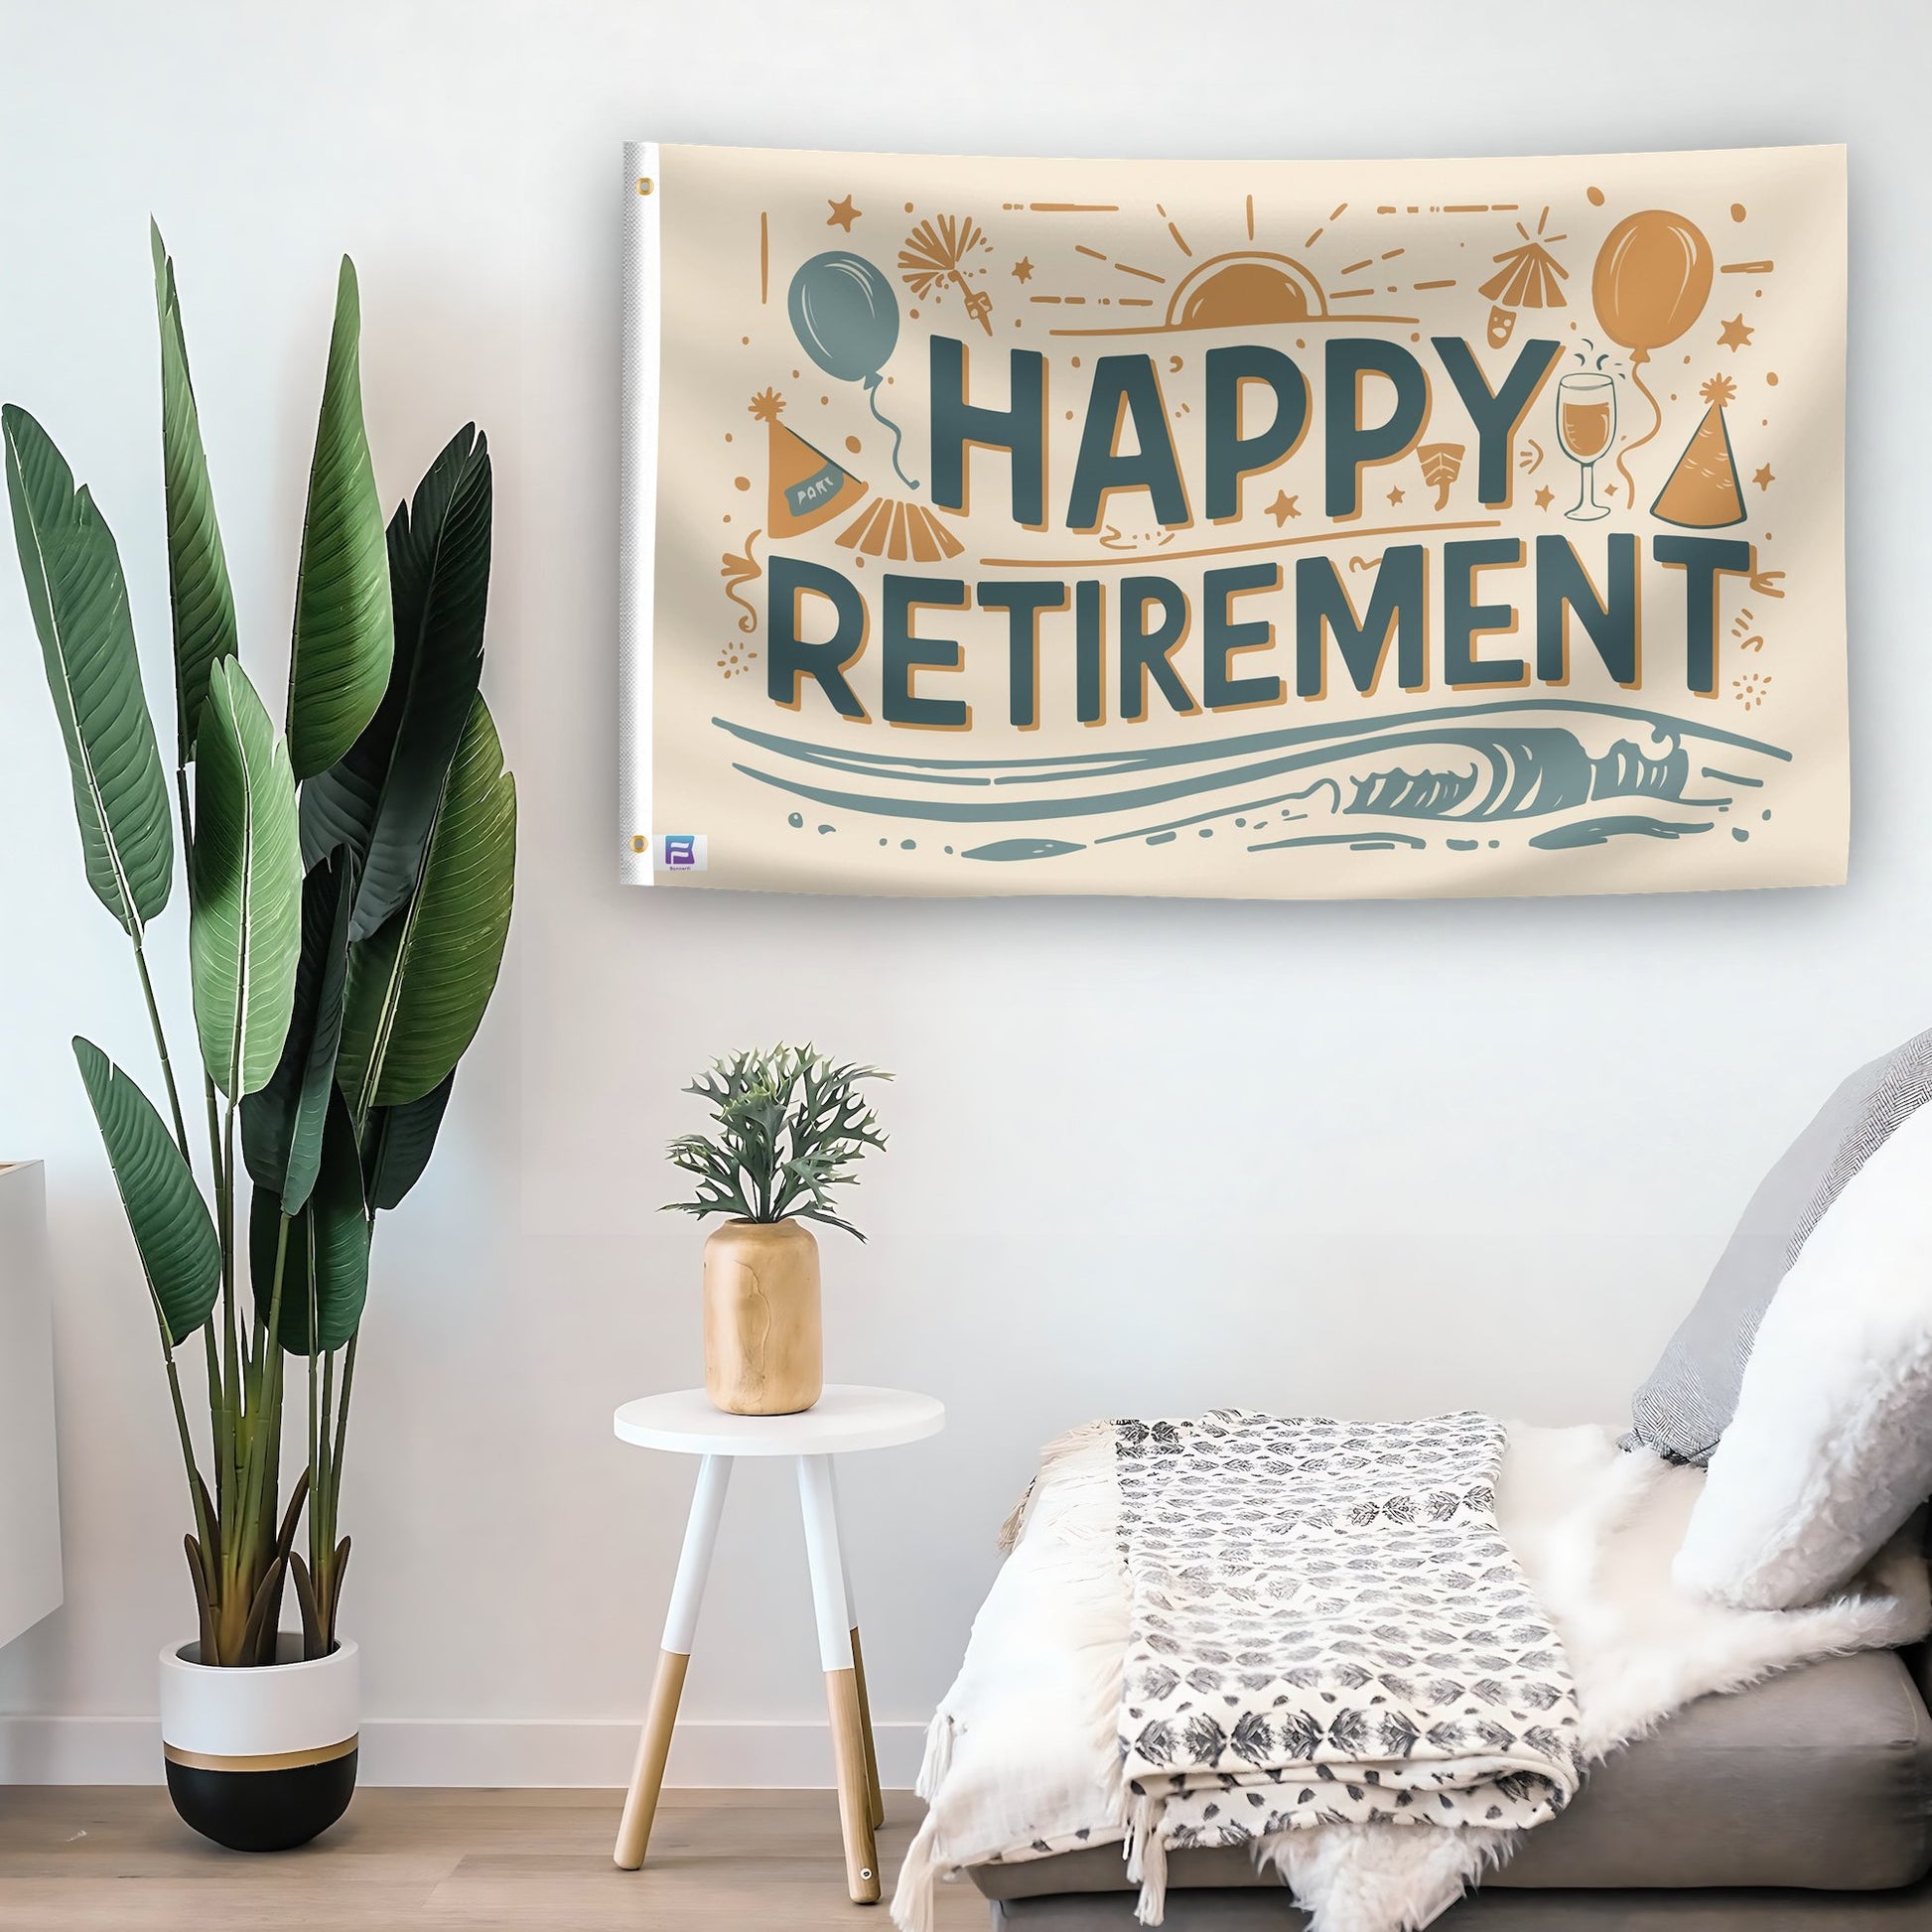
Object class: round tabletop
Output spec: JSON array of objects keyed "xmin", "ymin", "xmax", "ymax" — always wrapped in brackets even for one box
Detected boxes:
[{"xmin": 613, "ymin": 1384, "xmax": 945, "ymax": 1457}]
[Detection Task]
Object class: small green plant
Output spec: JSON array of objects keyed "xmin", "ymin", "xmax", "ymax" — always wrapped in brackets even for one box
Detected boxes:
[{"xmin": 664, "ymin": 1044, "xmax": 889, "ymax": 1239}]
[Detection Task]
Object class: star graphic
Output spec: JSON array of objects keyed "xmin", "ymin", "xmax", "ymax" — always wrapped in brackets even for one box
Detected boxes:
[
  {"xmin": 1534, "ymin": 484, "xmax": 1554, "ymax": 510},
  {"xmin": 1752, "ymin": 463, "xmax": 1775, "ymax": 490},
  {"xmin": 1265, "ymin": 490, "xmax": 1301, "ymax": 526},
  {"xmin": 826, "ymin": 195, "xmax": 862, "ymax": 232},
  {"xmin": 1386, "ymin": 484, "xmax": 1405, "ymax": 506},
  {"xmin": 1012, "ymin": 256, "xmax": 1035, "ymax": 284},
  {"xmin": 1718, "ymin": 313, "xmax": 1754, "ymax": 351}
]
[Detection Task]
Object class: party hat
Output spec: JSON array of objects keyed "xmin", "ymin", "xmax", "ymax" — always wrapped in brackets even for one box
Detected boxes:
[
  {"xmin": 1650, "ymin": 374, "xmax": 1746, "ymax": 529},
  {"xmin": 753, "ymin": 389, "xmax": 869, "ymax": 536}
]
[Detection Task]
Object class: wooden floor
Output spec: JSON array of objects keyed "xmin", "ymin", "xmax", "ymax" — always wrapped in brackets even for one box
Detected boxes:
[{"xmin": 0, "ymin": 1787, "xmax": 987, "ymax": 1930}]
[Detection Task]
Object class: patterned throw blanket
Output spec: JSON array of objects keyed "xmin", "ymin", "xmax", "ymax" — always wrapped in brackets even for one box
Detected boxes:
[{"xmin": 1114, "ymin": 1412, "xmax": 1584, "ymax": 1916}]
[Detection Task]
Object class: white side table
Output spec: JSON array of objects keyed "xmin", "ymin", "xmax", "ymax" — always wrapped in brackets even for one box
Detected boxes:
[{"xmin": 611, "ymin": 1384, "xmax": 945, "ymax": 1903}]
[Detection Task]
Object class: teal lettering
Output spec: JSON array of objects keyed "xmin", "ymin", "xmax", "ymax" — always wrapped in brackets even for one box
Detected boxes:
[
  {"xmin": 1324, "ymin": 340, "xmax": 1429, "ymax": 519},
  {"xmin": 1294, "ymin": 547, "xmax": 1427, "ymax": 697},
  {"xmin": 881, "ymin": 575, "xmax": 969, "ymax": 729},
  {"xmin": 1203, "ymin": 345, "xmax": 1309, "ymax": 521},
  {"xmin": 929, "ymin": 338, "xmax": 1045, "ymax": 527},
  {"xmin": 767, "ymin": 555, "xmax": 868, "ymax": 720},
  {"xmin": 1067, "ymin": 356, "xmax": 1190, "ymax": 531},
  {"xmin": 1433, "ymin": 337, "xmax": 1561, "ymax": 504}
]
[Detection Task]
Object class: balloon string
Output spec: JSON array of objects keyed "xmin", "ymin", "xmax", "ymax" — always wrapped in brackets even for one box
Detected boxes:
[
  {"xmin": 1617, "ymin": 360, "xmax": 1663, "ymax": 514},
  {"xmin": 866, "ymin": 376, "xmax": 919, "ymax": 490}
]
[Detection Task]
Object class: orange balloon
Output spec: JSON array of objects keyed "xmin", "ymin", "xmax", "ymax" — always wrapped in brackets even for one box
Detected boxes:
[{"xmin": 1590, "ymin": 209, "xmax": 1713, "ymax": 362}]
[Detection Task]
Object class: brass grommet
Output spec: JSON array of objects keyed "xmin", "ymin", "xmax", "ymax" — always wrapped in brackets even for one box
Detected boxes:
[{"xmin": 636, "ymin": 176, "xmax": 653, "ymax": 197}]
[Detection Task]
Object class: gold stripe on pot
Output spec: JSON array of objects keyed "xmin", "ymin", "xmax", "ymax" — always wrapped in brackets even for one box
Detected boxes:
[{"xmin": 163, "ymin": 1735, "xmax": 358, "ymax": 1774}]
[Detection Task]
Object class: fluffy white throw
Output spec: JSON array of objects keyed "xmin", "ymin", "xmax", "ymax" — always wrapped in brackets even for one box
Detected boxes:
[{"xmin": 894, "ymin": 1422, "xmax": 1930, "ymax": 1932}]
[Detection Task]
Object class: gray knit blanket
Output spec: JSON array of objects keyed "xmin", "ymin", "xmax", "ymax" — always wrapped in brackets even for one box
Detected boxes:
[{"xmin": 1114, "ymin": 1412, "xmax": 1585, "ymax": 1905}]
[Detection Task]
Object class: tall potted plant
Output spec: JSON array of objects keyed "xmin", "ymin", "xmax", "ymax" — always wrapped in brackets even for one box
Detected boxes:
[
  {"xmin": 665, "ymin": 1045, "xmax": 888, "ymax": 1416},
  {"xmin": 3, "ymin": 226, "xmax": 515, "ymax": 1851}
]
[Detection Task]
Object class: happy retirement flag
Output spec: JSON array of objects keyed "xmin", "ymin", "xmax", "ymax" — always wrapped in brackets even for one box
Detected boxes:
[{"xmin": 619, "ymin": 142, "xmax": 1845, "ymax": 899}]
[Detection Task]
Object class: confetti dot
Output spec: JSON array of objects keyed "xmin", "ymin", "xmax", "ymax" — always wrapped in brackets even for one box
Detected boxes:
[
  {"xmin": 943, "ymin": 845, "xmax": 954, "ymax": 855},
  {"xmin": 1761, "ymin": 809, "xmax": 1772, "ymax": 822},
  {"xmin": 1071, "ymin": 355, "xmax": 1082, "ymax": 368},
  {"xmin": 878, "ymin": 837, "xmax": 888, "ymax": 847},
  {"xmin": 845, "ymin": 435, "xmax": 862, "ymax": 454},
  {"xmin": 1730, "ymin": 203, "xmax": 1747, "ymax": 222},
  {"xmin": 1198, "ymin": 827, "xmax": 1212, "ymax": 838},
  {"xmin": 791, "ymin": 368, "xmax": 800, "ymax": 378},
  {"xmin": 908, "ymin": 310, "xmax": 918, "ymax": 321},
  {"xmin": 1766, "ymin": 371, "xmax": 1779, "ymax": 386},
  {"xmin": 722, "ymin": 514, "xmax": 731, "ymax": 523},
  {"xmin": 787, "ymin": 812, "xmax": 803, "ymax": 828},
  {"xmin": 1587, "ymin": 186, "xmax": 1605, "ymax": 207},
  {"xmin": 1732, "ymin": 827, "xmax": 1749, "ymax": 842},
  {"xmin": 734, "ymin": 476, "xmax": 750, "ymax": 490},
  {"xmin": 724, "ymin": 432, "xmax": 734, "ymax": 443},
  {"xmin": 903, "ymin": 202, "xmax": 914, "ymax": 213},
  {"xmin": 818, "ymin": 824, "xmax": 835, "ymax": 835},
  {"xmin": 900, "ymin": 839, "xmax": 916, "ymax": 850},
  {"xmin": 740, "ymin": 335, "xmax": 750, "ymax": 345},
  {"xmin": 821, "ymin": 396, "xmax": 829, "ymax": 406}
]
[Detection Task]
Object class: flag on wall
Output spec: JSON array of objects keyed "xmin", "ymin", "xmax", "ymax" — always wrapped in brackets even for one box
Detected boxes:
[{"xmin": 619, "ymin": 142, "xmax": 1846, "ymax": 899}]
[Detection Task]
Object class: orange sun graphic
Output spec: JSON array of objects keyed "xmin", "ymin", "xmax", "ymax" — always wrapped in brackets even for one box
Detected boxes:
[
  {"xmin": 1035, "ymin": 199, "xmax": 1420, "ymax": 337},
  {"xmin": 1168, "ymin": 252, "xmax": 1327, "ymax": 329}
]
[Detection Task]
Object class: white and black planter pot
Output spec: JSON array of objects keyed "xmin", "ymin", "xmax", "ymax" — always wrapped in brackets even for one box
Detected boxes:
[{"xmin": 159, "ymin": 1636, "xmax": 358, "ymax": 1852}]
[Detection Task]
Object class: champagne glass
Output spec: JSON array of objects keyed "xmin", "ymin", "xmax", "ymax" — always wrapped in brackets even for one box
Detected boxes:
[{"xmin": 1557, "ymin": 371, "xmax": 1616, "ymax": 522}]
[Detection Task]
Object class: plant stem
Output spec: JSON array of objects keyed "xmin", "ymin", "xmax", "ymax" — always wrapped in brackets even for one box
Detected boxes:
[
  {"xmin": 220, "ymin": 1097, "xmax": 239, "ymax": 1420},
  {"xmin": 129, "ymin": 938, "xmax": 191, "ymax": 1168},
  {"xmin": 201, "ymin": 1077, "xmax": 229, "ymax": 1517}
]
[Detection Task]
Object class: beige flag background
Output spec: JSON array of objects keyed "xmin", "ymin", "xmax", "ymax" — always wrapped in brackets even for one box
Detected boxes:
[{"xmin": 620, "ymin": 142, "xmax": 1845, "ymax": 900}]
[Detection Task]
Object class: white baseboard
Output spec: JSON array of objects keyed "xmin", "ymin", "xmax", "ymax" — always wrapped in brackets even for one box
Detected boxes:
[{"xmin": 0, "ymin": 1715, "xmax": 928, "ymax": 1788}]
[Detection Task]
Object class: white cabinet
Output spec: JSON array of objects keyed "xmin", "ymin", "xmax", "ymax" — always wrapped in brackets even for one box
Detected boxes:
[{"xmin": 0, "ymin": 1162, "xmax": 62, "ymax": 1648}]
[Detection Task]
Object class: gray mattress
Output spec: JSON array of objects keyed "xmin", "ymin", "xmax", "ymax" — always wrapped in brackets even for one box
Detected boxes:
[{"xmin": 971, "ymin": 1649, "xmax": 1932, "ymax": 1923}]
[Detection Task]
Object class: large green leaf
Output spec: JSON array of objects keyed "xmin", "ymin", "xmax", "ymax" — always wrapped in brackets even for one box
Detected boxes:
[
  {"xmin": 339, "ymin": 694, "xmax": 514, "ymax": 1115},
  {"xmin": 151, "ymin": 223, "xmax": 237, "ymax": 762},
  {"xmin": 250, "ymin": 1087, "xmax": 368, "ymax": 1355},
  {"xmin": 241, "ymin": 848, "xmax": 354, "ymax": 1213},
  {"xmin": 361, "ymin": 1069, "xmax": 455, "ymax": 1212},
  {"xmin": 301, "ymin": 425, "xmax": 490, "ymax": 940},
  {"xmin": 3, "ymin": 405, "xmax": 174, "ymax": 936},
  {"xmin": 73, "ymin": 1036, "xmax": 219, "ymax": 1347},
  {"xmin": 190, "ymin": 658, "xmax": 302, "ymax": 1099},
  {"xmin": 287, "ymin": 258, "xmax": 392, "ymax": 780}
]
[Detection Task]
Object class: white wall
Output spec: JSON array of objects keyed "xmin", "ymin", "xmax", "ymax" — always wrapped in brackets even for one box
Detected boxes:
[{"xmin": 0, "ymin": 0, "xmax": 1927, "ymax": 1786}]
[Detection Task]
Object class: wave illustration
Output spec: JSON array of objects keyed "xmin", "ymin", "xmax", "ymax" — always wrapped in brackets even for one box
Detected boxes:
[{"xmin": 715, "ymin": 700, "xmax": 1790, "ymax": 859}]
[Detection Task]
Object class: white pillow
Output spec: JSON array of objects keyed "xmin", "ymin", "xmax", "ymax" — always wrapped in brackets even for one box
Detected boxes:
[{"xmin": 1673, "ymin": 1097, "xmax": 1932, "ymax": 1610}]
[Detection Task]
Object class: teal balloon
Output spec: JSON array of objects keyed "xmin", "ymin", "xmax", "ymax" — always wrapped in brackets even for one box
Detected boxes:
[{"xmin": 788, "ymin": 252, "xmax": 899, "ymax": 386}]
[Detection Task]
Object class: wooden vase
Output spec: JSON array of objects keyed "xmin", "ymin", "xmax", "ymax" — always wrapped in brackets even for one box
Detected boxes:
[{"xmin": 702, "ymin": 1218, "xmax": 823, "ymax": 1416}]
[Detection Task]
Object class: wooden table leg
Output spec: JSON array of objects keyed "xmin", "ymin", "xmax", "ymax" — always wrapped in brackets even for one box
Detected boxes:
[
  {"xmin": 848, "ymin": 1626, "xmax": 885, "ymax": 1832},
  {"xmin": 798, "ymin": 1453, "xmax": 881, "ymax": 1904},
  {"xmin": 828, "ymin": 1461, "xmax": 885, "ymax": 1830},
  {"xmin": 614, "ymin": 1453, "xmax": 733, "ymax": 1869}
]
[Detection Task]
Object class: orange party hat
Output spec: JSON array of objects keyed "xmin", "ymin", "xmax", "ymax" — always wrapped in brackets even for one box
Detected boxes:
[
  {"xmin": 1650, "ymin": 375, "xmax": 1746, "ymax": 529},
  {"xmin": 753, "ymin": 389, "xmax": 869, "ymax": 536}
]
